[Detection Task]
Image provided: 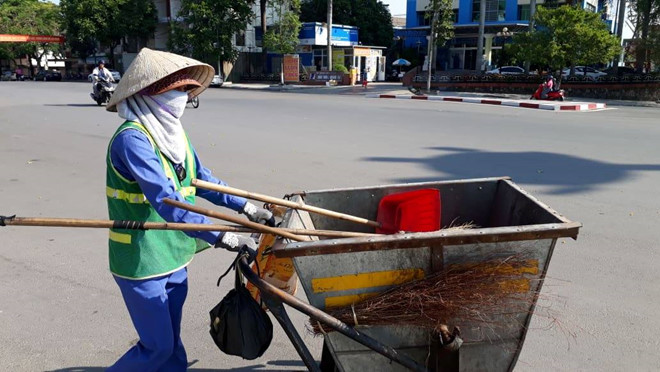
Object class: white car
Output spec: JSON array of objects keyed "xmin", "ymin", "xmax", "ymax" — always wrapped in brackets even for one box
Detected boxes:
[
  {"xmin": 561, "ymin": 66, "xmax": 607, "ymax": 79},
  {"xmin": 210, "ymin": 74, "xmax": 223, "ymax": 87},
  {"xmin": 486, "ymin": 66, "xmax": 529, "ymax": 75},
  {"xmin": 88, "ymin": 70, "xmax": 121, "ymax": 82}
]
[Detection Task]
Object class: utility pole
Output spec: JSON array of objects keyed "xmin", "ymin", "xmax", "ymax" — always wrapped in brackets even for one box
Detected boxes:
[
  {"xmin": 615, "ymin": 0, "xmax": 626, "ymax": 69},
  {"xmin": 524, "ymin": 0, "xmax": 537, "ymax": 72},
  {"xmin": 426, "ymin": 8, "xmax": 439, "ymax": 92},
  {"xmin": 476, "ymin": 0, "xmax": 486, "ymax": 73},
  {"xmin": 327, "ymin": 0, "xmax": 332, "ymax": 71}
]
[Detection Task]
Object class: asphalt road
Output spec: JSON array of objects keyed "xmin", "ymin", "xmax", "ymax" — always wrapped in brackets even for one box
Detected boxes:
[{"xmin": 1, "ymin": 81, "xmax": 659, "ymax": 371}]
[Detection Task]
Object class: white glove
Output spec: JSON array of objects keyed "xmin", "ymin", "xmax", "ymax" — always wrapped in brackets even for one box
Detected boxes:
[
  {"xmin": 241, "ymin": 202, "xmax": 275, "ymax": 227},
  {"xmin": 214, "ymin": 232, "xmax": 257, "ymax": 252}
]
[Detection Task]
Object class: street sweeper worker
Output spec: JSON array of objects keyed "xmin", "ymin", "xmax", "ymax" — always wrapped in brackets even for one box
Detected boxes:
[{"xmin": 103, "ymin": 47, "xmax": 274, "ymax": 372}]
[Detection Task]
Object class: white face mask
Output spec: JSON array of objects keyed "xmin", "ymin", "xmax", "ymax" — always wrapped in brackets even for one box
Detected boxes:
[{"xmin": 151, "ymin": 89, "xmax": 189, "ymax": 119}]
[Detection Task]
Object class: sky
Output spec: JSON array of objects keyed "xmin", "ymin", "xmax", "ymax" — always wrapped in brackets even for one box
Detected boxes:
[{"xmin": 382, "ymin": 0, "xmax": 407, "ymax": 17}]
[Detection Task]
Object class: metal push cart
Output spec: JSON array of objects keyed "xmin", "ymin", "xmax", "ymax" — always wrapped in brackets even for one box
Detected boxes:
[{"xmin": 238, "ymin": 177, "xmax": 581, "ymax": 372}]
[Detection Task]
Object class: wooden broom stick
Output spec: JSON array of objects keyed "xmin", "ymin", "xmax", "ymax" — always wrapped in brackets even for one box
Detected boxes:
[
  {"xmin": 0, "ymin": 215, "xmax": 375, "ymax": 238},
  {"xmin": 163, "ymin": 198, "xmax": 309, "ymax": 241},
  {"xmin": 191, "ymin": 179, "xmax": 381, "ymax": 229}
]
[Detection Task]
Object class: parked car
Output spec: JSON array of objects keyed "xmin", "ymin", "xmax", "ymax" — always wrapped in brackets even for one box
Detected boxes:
[
  {"xmin": 1, "ymin": 71, "xmax": 17, "ymax": 81},
  {"xmin": 486, "ymin": 66, "xmax": 530, "ymax": 75},
  {"xmin": 210, "ymin": 74, "xmax": 223, "ymax": 87},
  {"xmin": 34, "ymin": 70, "xmax": 62, "ymax": 81},
  {"xmin": 87, "ymin": 70, "xmax": 121, "ymax": 82},
  {"xmin": 561, "ymin": 66, "xmax": 607, "ymax": 79},
  {"xmin": 601, "ymin": 66, "xmax": 642, "ymax": 76}
]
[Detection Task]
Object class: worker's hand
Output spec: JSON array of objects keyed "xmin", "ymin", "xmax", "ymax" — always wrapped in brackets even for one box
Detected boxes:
[
  {"xmin": 238, "ymin": 245, "xmax": 257, "ymax": 264},
  {"xmin": 214, "ymin": 232, "xmax": 258, "ymax": 254},
  {"xmin": 241, "ymin": 202, "xmax": 276, "ymax": 227}
]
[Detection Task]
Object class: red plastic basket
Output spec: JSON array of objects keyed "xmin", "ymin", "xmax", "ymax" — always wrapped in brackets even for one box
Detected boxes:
[{"xmin": 376, "ymin": 189, "xmax": 441, "ymax": 234}]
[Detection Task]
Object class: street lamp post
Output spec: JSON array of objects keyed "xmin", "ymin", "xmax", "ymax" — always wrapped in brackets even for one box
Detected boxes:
[
  {"xmin": 496, "ymin": 27, "xmax": 513, "ymax": 39},
  {"xmin": 495, "ymin": 27, "xmax": 513, "ymax": 68}
]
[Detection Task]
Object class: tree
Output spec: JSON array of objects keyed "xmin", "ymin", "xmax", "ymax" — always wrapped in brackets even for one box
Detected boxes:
[
  {"xmin": 426, "ymin": 0, "xmax": 454, "ymax": 48},
  {"xmin": 169, "ymin": 0, "xmax": 253, "ymax": 72},
  {"xmin": 300, "ymin": 0, "xmax": 393, "ymax": 48},
  {"xmin": 627, "ymin": 0, "xmax": 660, "ymax": 72},
  {"xmin": 263, "ymin": 0, "xmax": 302, "ymax": 84},
  {"xmin": 0, "ymin": 0, "xmax": 62, "ymax": 75},
  {"xmin": 508, "ymin": 5, "xmax": 621, "ymax": 75},
  {"xmin": 424, "ymin": 0, "xmax": 454, "ymax": 90},
  {"xmin": 61, "ymin": 0, "xmax": 156, "ymax": 66},
  {"xmin": 649, "ymin": 27, "xmax": 660, "ymax": 67}
]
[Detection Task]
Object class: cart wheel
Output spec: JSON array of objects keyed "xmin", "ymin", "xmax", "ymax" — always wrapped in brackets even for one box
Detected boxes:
[
  {"xmin": 319, "ymin": 340, "xmax": 338, "ymax": 372},
  {"xmin": 191, "ymin": 96, "xmax": 199, "ymax": 108}
]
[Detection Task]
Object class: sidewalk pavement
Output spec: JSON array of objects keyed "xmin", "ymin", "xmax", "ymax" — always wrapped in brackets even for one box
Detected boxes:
[{"xmin": 220, "ymin": 82, "xmax": 659, "ymax": 108}]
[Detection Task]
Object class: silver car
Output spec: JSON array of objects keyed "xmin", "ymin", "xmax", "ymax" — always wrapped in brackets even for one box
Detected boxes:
[{"xmin": 210, "ymin": 74, "xmax": 223, "ymax": 87}]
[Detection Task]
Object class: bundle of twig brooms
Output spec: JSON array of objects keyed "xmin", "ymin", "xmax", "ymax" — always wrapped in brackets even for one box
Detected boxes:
[{"xmin": 311, "ymin": 255, "xmax": 542, "ymax": 335}]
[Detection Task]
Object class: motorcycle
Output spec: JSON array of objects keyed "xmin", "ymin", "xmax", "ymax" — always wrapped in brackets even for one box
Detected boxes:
[
  {"xmin": 90, "ymin": 75, "xmax": 115, "ymax": 106},
  {"xmin": 187, "ymin": 95, "xmax": 199, "ymax": 108},
  {"xmin": 530, "ymin": 84, "xmax": 565, "ymax": 101}
]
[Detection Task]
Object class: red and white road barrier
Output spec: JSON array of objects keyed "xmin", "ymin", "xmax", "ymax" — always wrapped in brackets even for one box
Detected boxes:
[{"xmin": 366, "ymin": 94, "xmax": 607, "ymax": 111}]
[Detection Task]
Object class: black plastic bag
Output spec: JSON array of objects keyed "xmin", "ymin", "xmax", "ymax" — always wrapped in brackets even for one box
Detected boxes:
[{"xmin": 209, "ymin": 252, "xmax": 273, "ymax": 360}]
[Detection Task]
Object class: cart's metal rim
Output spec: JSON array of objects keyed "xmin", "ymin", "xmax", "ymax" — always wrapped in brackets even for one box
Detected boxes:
[
  {"xmin": 291, "ymin": 176, "xmax": 511, "ymax": 196},
  {"xmin": 273, "ymin": 221, "xmax": 582, "ymax": 258}
]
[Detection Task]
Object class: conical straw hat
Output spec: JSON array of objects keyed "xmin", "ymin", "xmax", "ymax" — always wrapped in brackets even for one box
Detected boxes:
[{"xmin": 106, "ymin": 48, "xmax": 214, "ymax": 112}]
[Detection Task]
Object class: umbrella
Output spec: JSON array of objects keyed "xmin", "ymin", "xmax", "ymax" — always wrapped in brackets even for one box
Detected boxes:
[
  {"xmin": 392, "ymin": 58, "xmax": 411, "ymax": 66},
  {"xmin": 392, "ymin": 59, "xmax": 411, "ymax": 78}
]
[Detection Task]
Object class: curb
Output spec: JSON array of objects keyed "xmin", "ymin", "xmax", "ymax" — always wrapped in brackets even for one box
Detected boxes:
[{"xmin": 366, "ymin": 94, "xmax": 607, "ymax": 111}]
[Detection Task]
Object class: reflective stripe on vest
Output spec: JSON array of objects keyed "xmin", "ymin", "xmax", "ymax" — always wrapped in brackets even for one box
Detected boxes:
[
  {"xmin": 109, "ymin": 230, "xmax": 132, "ymax": 244},
  {"xmin": 106, "ymin": 185, "xmax": 196, "ymax": 204}
]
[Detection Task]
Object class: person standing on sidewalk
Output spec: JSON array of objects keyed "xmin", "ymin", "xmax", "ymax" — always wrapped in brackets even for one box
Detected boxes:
[
  {"xmin": 104, "ymin": 48, "xmax": 274, "ymax": 372},
  {"xmin": 361, "ymin": 66, "xmax": 370, "ymax": 88}
]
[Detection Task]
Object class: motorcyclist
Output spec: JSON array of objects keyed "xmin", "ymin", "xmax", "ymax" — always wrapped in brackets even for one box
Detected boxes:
[
  {"xmin": 91, "ymin": 60, "xmax": 115, "ymax": 100},
  {"xmin": 541, "ymin": 74, "xmax": 554, "ymax": 99}
]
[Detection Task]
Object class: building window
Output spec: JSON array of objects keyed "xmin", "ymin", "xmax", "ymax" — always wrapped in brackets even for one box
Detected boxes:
[
  {"xmin": 417, "ymin": 11, "xmax": 432, "ymax": 26},
  {"xmin": 472, "ymin": 0, "xmax": 506, "ymax": 22},
  {"xmin": 585, "ymin": 3, "xmax": 596, "ymax": 12},
  {"xmin": 518, "ymin": 4, "xmax": 530, "ymax": 21},
  {"xmin": 236, "ymin": 30, "xmax": 246, "ymax": 47}
]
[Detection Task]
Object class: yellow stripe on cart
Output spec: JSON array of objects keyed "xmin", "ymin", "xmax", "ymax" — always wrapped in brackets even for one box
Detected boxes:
[{"xmin": 312, "ymin": 268, "xmax": 425, "ymax": 308}]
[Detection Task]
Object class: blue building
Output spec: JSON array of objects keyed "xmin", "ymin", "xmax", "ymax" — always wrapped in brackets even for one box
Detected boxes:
[{"xmin": 397, "ymin": 0, "xmax": 616, "ymax": 71}]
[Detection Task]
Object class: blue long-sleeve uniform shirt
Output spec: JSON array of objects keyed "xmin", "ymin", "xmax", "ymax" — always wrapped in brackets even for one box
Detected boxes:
[{"xmin": 109, "ymin": 128, "xmax": 247, "ymax": 245}]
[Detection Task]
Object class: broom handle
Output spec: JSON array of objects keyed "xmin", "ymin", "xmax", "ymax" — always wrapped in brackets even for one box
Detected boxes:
[
  {"xmin": 1, "ymin": 216, "xmax": 247, "ymax": 232},
  {"xmin": 0, "ymin": 215, "xmax": 374, "ymax": 238},
  {"xmin": 163, "ymin": 198, "xmax": 308, "ymax": 242},
  {"xmin": 192, "ymin": 179, "xmax": 381, "ymax": 228}
]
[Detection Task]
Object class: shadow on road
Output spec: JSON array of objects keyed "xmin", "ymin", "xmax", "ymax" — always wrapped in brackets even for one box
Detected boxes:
[{"xmin": 363, "ymin": 146, "xmax": 660, "ymax": 194}]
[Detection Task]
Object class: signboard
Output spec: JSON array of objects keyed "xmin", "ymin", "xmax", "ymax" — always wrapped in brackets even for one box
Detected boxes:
[
  {"xmin": 353, "ymin": 47, "xmax": 371, "ymax": 57},
  {"xmin": 283, "ymin": 54, "xmax": 300, "ymax": 83},
  {"xmin": 298, "ymin": 23, "xmax": 359, "ymax": 47},
  {"xmin": 0, "ymin": 34, "xmax": 65, "ymax": 43}
]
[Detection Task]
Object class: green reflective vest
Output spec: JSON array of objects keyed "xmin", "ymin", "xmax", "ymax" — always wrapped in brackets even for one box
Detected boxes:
[{"xmin": 106, "ymin": 121, "xmax": 197, "ymax": 279}]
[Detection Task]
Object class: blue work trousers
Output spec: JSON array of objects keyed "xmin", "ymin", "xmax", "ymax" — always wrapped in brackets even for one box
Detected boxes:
[{"xmin": 108, "ymin": 267, "xmax": 188, "ymax": 372}]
